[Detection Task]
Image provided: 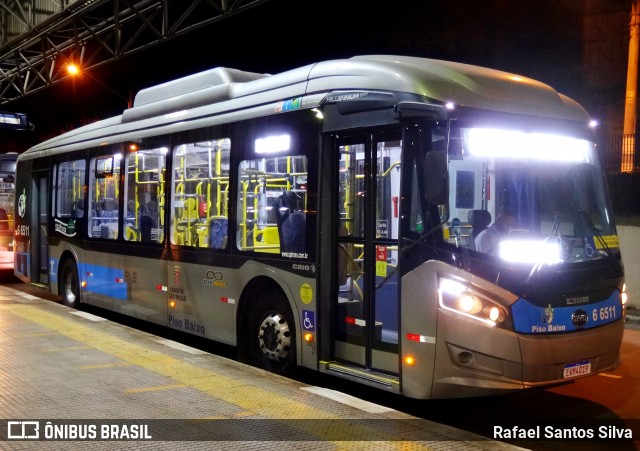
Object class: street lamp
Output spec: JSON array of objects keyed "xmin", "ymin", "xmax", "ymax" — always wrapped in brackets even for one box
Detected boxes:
[
  {"xmin": 66, "ymin": 63, "xmax": 80, "ymax": 76},
  {"xmin": 65, "ymin": 63, "xmax": 132, "ymax": 109}
]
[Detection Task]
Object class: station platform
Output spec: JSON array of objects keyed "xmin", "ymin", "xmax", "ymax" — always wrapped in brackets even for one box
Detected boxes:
[{"xmin": 0, "ymin": 283, "xmax": 525, "ymax": 450}]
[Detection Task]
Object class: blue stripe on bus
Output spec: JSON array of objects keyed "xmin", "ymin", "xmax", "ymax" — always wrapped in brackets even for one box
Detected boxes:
[
  {"xmin": 15, "ymin": 252, "xmax": 29, "ymax": 279},
  {"xmin": 78, "ymin": 262, "xmax": 128, "ymax": 301},
  {"xmin": 49, "ymin": 258, "xmax": 58, "ymax": 286},
  {"xmin": 512, "ymin": 290, "xmax": 622, "ymax": 334}
]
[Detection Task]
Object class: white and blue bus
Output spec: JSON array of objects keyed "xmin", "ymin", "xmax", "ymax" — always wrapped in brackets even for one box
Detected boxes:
[{"xmin": 14, "ymin": 55, "xmax": 626, "ymax": 399}]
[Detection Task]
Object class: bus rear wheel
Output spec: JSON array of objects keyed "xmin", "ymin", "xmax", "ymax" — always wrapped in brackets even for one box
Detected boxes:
[
  {"xmin": 60, "ymin": 259, "xmax": 80, "ymax": 308},
  {"xmin": 243, "ymin": 290, "xmax": 296, "ymax": 376}
]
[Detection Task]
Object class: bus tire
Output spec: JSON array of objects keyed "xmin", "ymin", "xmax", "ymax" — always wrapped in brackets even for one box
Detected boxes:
[
  {"xmin": 60, "ymin": 259, "xmax": 80, "ymax": 309},
  {"xmin": 243, "ymin": 290, "xmax": 296, "ymax": 376}
]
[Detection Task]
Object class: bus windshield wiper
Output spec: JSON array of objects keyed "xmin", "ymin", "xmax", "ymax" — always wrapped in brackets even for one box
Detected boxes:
[
  {"xmin": 577, "ymin": 208, "xmax": 622, "ymax": 272},
  {"xmin": 549, "ymin": 212, "xmax": 561, "ymax": 242}
]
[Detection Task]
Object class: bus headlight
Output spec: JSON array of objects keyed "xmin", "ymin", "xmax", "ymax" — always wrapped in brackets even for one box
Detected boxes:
[{"xmin": 438, "ymin": 277, "xmax": 508, "ymax": 327}]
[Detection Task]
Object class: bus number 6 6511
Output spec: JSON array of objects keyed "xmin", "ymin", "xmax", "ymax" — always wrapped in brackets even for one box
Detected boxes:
[{"xmin": 593, "ymin": 306, "xmax": 616, "ymax": 322}]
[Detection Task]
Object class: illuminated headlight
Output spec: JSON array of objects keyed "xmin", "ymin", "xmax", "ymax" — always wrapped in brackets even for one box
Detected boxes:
[
  {"xmin": 621, "ymin": 283, "xmax": 628, "ymax": 306},
  {"xmin": 438, "ymin": 277, "xmax": 509, "ymax": 327}
]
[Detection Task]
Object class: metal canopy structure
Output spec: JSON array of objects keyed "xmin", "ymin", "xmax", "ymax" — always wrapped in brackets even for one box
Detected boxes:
[{"xmin": 0, "ymin": 0, "xmax": 270, "ymax": 105}]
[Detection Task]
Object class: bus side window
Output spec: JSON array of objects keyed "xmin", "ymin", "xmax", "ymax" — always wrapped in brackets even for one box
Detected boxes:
[
  {"xmin": 170, "ymin": 138, "xmax": 230, "ymax": 248},
  {"xmin": 55, "ymin": 159, "xmax": 87, "ymax": 221},
  {"xmin": 124, "ymin": 146, "xmax": 167, "ymax": 243},
  {"xmin": 236, "ymin": 143, "xmax": 307, "ymax": 254},
  {"xmin": 88, "ymin": 153, "xmax": 122, "ymax": 240}
]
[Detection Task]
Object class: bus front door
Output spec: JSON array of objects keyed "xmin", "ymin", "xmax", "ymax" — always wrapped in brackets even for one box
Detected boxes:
[{"xmin": 332, "ymin": 132, "xmax": 401, "ymax": 379}]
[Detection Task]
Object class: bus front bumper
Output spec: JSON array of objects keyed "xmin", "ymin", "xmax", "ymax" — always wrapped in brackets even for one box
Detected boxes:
[{"xmin": 427, "ymin": 310, "xmax": 624, "ymax": 399}]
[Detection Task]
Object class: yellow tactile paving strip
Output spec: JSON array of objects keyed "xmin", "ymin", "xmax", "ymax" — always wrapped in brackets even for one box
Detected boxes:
[
  {"xmin": 8, "ymin": 305, "xmax": 337, "ymax": 420},
  {"xmin": 0, "ymin": 286, "xmax": 521, "ymax": 451}
]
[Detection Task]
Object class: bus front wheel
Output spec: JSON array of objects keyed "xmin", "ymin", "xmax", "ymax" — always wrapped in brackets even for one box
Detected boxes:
[
  {"xmin": 243, "ymin": 290, "xmax": 296, "ymax": 376},
  {"xmin": 60, "ymin": 259, "xmax": 80, "ymax": 309}
]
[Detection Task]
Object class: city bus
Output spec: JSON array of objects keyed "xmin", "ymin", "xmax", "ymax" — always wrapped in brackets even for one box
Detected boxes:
[
  {"xmin": 14, "ymin": 55, "xmax": 626, "ymax": 399},
  {"xmin": 0, "ymin": 152, "xmax": 17, "ymax": 270}
]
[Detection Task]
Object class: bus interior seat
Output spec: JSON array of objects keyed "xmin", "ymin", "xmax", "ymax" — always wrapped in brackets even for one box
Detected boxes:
[
  {"xmin": 99, "ymin": 198, "xmax": 118, "ymax": 218},
  {"xmin": 275, "ymin": 191, "xmax": 305, "ymax": 253},
  {"xmin": 146, "ymin": 201, "xmax": 158, "ymax": 221},
  {"xmin": 127, "ymin": 200, "xmax": 136, "ymax": 217},
  {"xmin": 468, "ymin": 209, "xmax": 491, "ymax": 248},
  {"xmin": 97, "ymin": 198, "xmax": 118, "ymax": 238},
  {"xmin": 209, "ymin": 218, "xmax": 228, "ymax": 249},
  {"xmin": 71, "ymin": 199, "xmax": 84, "ymax": 219}
]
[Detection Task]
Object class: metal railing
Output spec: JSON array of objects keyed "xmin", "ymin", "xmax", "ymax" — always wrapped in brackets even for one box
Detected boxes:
[{"xmin": 600, "ymin": 133, "xmax": 638, "ymax": 174}]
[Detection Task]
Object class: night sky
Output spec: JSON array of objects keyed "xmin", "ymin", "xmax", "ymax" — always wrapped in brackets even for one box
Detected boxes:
[{"xmin": 1, "ymin": 0, "xmax": 625, "ymax": 150}]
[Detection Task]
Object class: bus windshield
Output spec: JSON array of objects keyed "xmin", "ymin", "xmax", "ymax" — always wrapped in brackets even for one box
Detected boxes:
[{"xmin": 445, "ymin": 125, "xmax": 616, "ymax": 265}]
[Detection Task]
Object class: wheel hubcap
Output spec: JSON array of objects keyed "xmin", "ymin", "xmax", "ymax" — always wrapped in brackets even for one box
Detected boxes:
[
  {"xmin": 64, "ymin": 275, "xmax": 76, "ymax": 304},
  {"xmin": 258, "ymin": 312, "xmax": 291, "ymax": 361}
]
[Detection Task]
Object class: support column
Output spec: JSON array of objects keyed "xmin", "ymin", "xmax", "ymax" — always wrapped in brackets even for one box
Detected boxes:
[{"xmin": 622, "ymin": 0, "xmax": 640, "ymax": 172}]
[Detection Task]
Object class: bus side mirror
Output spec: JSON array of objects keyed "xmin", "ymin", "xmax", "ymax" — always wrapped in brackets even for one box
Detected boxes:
[{"xmin": 425, "ymin": 151, "xmax": 448, "ymax": 206}]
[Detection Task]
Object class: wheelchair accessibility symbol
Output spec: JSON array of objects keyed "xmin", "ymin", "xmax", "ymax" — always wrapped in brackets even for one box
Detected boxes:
[{"xmin": 302, "ymin": 310, "xmax": 315, "ymax": 331}]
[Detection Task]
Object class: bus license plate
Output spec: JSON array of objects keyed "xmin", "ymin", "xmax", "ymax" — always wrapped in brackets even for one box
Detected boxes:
[{"xmin": 563, "ymin": 360, "xmax": 591, "ymax": 379}]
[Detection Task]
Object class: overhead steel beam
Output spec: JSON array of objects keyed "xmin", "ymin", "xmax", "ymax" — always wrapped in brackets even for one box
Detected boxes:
[{"xmin": 0, "ymin": 0, "xmax": 271, "ymax": 105}]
